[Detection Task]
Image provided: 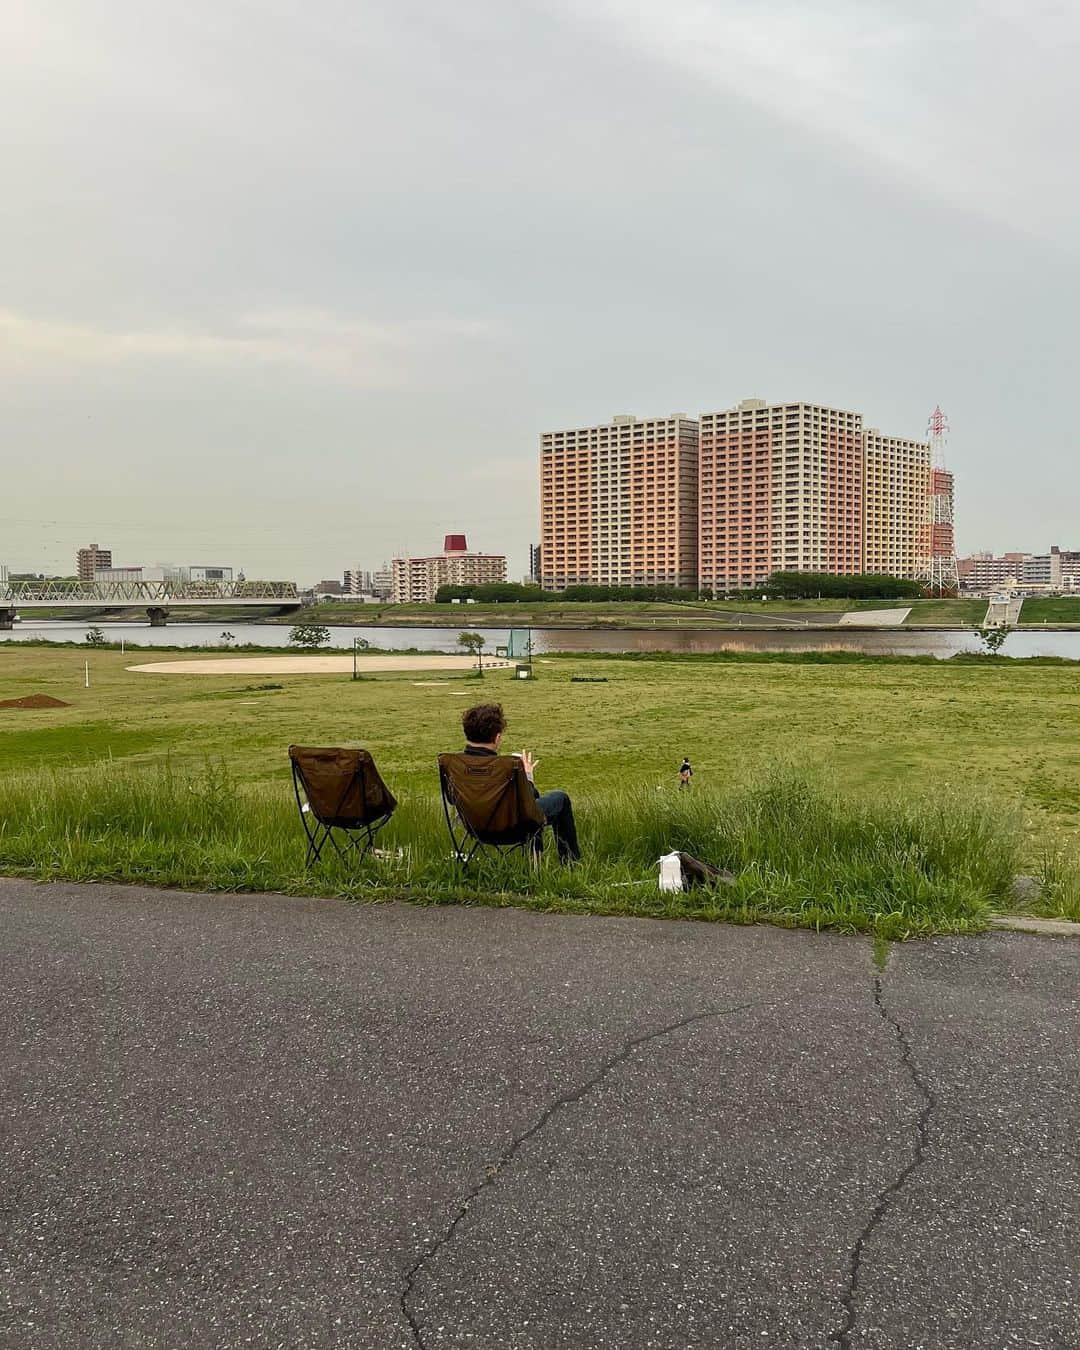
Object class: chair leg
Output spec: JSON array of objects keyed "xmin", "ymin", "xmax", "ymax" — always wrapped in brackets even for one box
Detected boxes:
[
  {"xmin": 440, "ymin": 787, "xmax": 471, "ymax": 864},
  {"xmin": 306, "ymin": 823, "xmax": 332, "ymax": 868}
]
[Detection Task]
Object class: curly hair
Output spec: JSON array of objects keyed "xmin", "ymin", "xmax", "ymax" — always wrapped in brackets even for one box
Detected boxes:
[{"xmin": 462, "ymin": 702, "xmax": 506, "ymax": 744}]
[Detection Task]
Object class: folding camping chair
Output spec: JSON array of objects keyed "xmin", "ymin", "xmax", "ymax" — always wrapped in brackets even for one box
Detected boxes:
[
  {"xmin": 437, "ymin": 752, "xmax": 546, "ymax": 867},
  {"xmin": 288, "ymin": 745, "xmax": 397, "ymax": 868}
]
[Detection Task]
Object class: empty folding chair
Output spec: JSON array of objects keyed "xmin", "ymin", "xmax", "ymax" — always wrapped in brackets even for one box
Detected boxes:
[{"xmin": 288, "ymin": 745, "xmax": 397, "ymax": 868}]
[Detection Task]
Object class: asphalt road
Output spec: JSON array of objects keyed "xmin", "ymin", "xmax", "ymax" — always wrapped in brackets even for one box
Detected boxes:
[{"xmin": 1, "ymin": 880, "xmax": 1077, "ymax": 1350}]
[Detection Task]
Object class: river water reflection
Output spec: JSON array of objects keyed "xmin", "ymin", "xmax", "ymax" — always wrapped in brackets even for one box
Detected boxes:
[{"xmin": 3, "ymin": 620, "xmax": 1080, "ymax": 660}]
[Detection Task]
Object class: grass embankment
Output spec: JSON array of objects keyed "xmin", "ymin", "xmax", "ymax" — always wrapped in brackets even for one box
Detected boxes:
[
  {"xmin": 1021, "ymin": 598, "xmax": 1080, "ymax": 626},
  {"xmin": 1, "ymin": 647, "xmax": 1078, "ymax": 928},
  {"xmin": 902, "ymin": 599, "xmax": 986, "ymax": 625},
  {"xmin": 271, "ymin": 598, "xmax": 984, "ymax": 629},
  {"xmin": 0, "ymin": 762, "xmax": 1032, "ymax": 937},
  {"xmin": 279, "ymin": 600, "xmax": 746, "ymax": 628},
  {"xmin": 689, "ymin": 598, "xmax": 985, "ymax": 625},
  {"xmin": 14, "ymin": 596, "xmax": 988, "ymax": 630}
]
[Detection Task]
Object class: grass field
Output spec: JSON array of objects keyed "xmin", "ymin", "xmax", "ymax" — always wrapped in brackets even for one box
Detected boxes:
[
  {"xmin": 1, "ymin": 646, "xmax": 1077, "ymax": 928},
  {"xmin": 1020, "ymin": 598, "xmax": 1080, "ymax": 625}
]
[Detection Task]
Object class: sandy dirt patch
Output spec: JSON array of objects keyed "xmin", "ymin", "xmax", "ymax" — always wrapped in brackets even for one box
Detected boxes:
[{"xmin": 127, "ymin": 655, "xmax": 505, "ymax": 676}]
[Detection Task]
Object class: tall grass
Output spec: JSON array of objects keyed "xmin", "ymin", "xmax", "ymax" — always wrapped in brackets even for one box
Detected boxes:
[
  {"xmin": 1032, "ymin": 850, "xmax": 1080, "ymax": 922},
  {"xmin": 0, "ymin": 760, "xmax": 1040, "ymax": 938}
]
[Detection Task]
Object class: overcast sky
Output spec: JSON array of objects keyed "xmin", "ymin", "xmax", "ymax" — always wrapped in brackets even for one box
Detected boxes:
[{"xmin": 3, "ymin": 0, "xmax": 1077, "ymax": 583}]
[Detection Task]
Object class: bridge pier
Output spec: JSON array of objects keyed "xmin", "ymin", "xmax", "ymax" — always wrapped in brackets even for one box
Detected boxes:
[
  {"xmin": 146, "ymin": 607, "xmax": 169, "ymax": 628},
  {"xmin": 0, "ymin": 609, "xmax": 16, "ymax": 630}
]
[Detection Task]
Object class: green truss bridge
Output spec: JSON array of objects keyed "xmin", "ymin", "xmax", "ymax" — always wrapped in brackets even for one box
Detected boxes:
[{"xmin": 0, "ymin": 579, "xmax": 302, "ymax": 628}]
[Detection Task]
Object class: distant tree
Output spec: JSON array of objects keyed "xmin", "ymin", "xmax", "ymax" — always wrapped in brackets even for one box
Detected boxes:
[
  {"xmin": 85, "ymin": 626, "xmax": 106, "ymax": 646},
  {"xmin": 289, "ymin": 624, "xmax": 331, "ymax": 649},
  {"xmin": 976, "ymin": 624, "xmax": 1011, "ymax": 655},
  {"xmin": 220, "ymin": 631, "xmax": 235, "ymax": 647},
  {"xmin": 435, "ymin": 582, "xmax": 549, "ymax": 604},
  {"xmin": 765, "ymin": 572, "xmax": 924, "ymax": 601},
  {"xmin": 458, "ymin": 631, "xmax": 486, "ymax": 674}
]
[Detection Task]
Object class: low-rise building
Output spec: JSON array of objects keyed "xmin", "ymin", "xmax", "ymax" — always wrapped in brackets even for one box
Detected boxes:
[
  {"xmin": 94, "ymin": 567, "xmax": 153, "ymax": 583},
  {"xmin": 958, "ymin": 546, "xmax": 1080, "ymax": 595},
  {"xmin": 186, "ymin": 565, "xmax": 233, "ymax": 582},
  {"xmin": 343, "ymin": 568, "xmax": 373, "ymax": 595},
  {"xmin": 344, "ymin": 565, "xmax": 392, "ymax": 600},
  {"xmin": 1021, "ymin": 547, "xmax": 1080, "ymax": 591},
  {"xmin": 391, "ymin": 535, "xmax": 507, "ymax": 604},
  {"xmin": 93, "ymin": 563, "xmax": 235, "ymax": 586}
]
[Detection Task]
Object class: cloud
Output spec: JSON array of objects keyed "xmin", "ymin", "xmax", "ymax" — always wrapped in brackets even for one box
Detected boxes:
[
  {"xmin": 562, "ymin": 0, "xmax": 1080, "ymax": 240},
  {"xmin": 0, "ymin": 307, "xmax": 504, "ymax": 388}
]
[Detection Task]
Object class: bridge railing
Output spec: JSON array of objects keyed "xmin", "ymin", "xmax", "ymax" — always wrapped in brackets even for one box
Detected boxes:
[{"xmin": 0, "ymin": 580, "xmax": 300, "ymax": 604}]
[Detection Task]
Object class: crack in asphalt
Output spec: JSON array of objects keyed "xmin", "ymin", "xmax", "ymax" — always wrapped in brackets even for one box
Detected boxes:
[
  {"xmin": 830, "ymin": 973, "xmax": 936, "ymax": 1349},
  {"xmin": 399, "ymin": 997, "xmax": 768, "ymax": 1349}
]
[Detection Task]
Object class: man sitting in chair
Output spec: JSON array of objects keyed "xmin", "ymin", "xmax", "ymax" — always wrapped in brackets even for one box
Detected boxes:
[{"xmin": 462, "ymin": 702, "xmax": 581, "ymax": 863}]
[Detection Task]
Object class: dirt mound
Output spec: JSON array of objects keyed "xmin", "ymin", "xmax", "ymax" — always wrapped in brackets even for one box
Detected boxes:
[{"xmin": 0, "ymin": 693, "xmax": 71, "ymax": 710}]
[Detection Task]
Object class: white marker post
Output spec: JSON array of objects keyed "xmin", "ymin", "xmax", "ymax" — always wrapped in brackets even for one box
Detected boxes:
[{"xmin": 84, "ymin": 660, "xmax": 89, "ymax": 689}]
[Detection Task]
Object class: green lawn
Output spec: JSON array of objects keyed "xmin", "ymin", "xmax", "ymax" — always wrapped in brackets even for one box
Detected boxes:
[
  {"xmin": 1020, "ymin": 598, "xmax": 1080, "ymax": 625},
  {"xmin": 2, "ymin": 646, "xmax": 1077, "ymax": 927},
  {"xmin": 901, "ymin": 599, "xmax": 986, "ymax": 625},
  {"xmin": 1, "ymin": 644, "xmax": 1078, "ymax": 831}
]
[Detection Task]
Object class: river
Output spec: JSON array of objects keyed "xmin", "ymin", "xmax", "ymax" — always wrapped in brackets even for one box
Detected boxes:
[{"xmin": 3, "ymin": 620, "xmax": 1080, "ymax": 659}]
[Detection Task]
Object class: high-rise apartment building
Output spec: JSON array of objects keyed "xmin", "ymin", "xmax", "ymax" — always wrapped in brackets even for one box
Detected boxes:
[
  {"xmin": 77, "ymin": 543, "xmax": 111, "ymax": 582},
  {"xmin": 391, "ymin": 535, "xmax": 507, "ymax": 604},
  {"xmin": 539, "ymin": 414, "xmax": 699, "ymax": 591},
  {"xmin": 864, "ymin": 430, "xmax": 931, "ymax": 580},
  {"xmin": 698, "ymin": 401, "xmax": 867, "ymax": 593},
  {"xmin": 540, "ymin": 400, "xmax": 939, "ymax": 594}
]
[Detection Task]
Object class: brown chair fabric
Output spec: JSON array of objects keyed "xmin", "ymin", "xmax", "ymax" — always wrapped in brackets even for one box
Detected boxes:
[
  {"xmin": 288, "ymin": 746, "xmax": 397, "ymax": 827},
  {"xmin": 438, "ymin": 753, "xmax": 545, "ymax": 847}
]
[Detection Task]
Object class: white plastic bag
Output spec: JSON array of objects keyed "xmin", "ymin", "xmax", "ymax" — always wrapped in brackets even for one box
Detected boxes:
[{"xmin": 658, "ymin": 851, "xmax": 684, "ymax": 893}]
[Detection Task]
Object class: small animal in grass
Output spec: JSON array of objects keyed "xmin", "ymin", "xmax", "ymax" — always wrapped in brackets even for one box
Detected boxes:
[{"xmin": 678, "ymin": 757, "xmax": 693, "ymax": 789}]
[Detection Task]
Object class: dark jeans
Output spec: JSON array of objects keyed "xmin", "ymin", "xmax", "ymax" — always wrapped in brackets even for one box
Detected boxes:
[{"xmin": 535, "ymin": 789, "xmax": 581, "ymax": 863}]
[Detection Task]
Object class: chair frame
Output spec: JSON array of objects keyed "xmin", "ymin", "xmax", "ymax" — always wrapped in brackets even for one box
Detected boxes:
[
  {"xmin": 438, "ymin": 757, "xmax": 544, "ymax": 868},
  {"xmin": 290, "ymin": 753, "xmax": 394, "ymax": 869}
]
